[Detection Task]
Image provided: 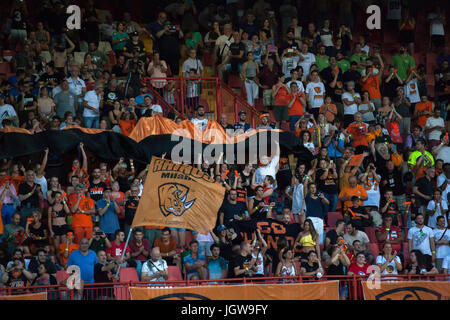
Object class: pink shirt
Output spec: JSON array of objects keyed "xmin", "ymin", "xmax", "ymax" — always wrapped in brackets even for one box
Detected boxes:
[
  {"xmin": 0, "ymin": 184, "xmax": 17, "ymax": 204},
  {"xmin": 147, "ymin": 61, "xmax": 168, "ymax": 88}
]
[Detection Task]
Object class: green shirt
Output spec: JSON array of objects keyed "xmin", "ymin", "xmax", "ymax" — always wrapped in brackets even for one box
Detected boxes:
[
  {"xmin": 89, "ymin": 50, "xmax": 109, "ymax": 69},
  {"xmin": 315, "ymin": 54, "xmax": 330, "ymax": 71},
  {"xmin": 391, "ymin": 54, "xmax": 415, "ymax": 81},
  {"xmin": 112, "ymin": 32, "xmax": 129, "ymax": 50},
  {"xmin": 336, "ymin": 59, "xmax": 350, "ymax": 73},
  {"xmin": 185, "ymin": 32, "xmax": 203, "ymax": 49},
  {"xmin": 350, "ymin": 52, "xmax": 368, "ymax": 74}
]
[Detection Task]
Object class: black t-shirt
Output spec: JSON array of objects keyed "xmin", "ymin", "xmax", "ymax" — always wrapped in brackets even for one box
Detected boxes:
[
  {"xmin": 40, "ymin": 71, "xmax": 64, "ymax": 88},
  {"xmin": 7, "ymin": 270, "xmax": 29, "ymax": 288},
  {"xmin": 28, "ymin": 224, "xmax": 48, "ymax": 247},
  {"xmin": 381, "ymin": 168, "xmax": 404, "ymax": 196},
  {"xmin": 383, "ymin": 76, "xmax": 402, "ymax": 100},
  {"xmin": 229, "ymin": 42, "xmax": 246, "ymax": 66},
  {"xmin": 301, "ymin": 261, "xmax": 319, "ymax": 273},
  {"xmin": 88, "ymin": 181, "xmax": 107, "ymax": 202},
  {"xmin": 94, "ymin": 262, "xmax": 114, "ymax": 283},
  {"xmin": 320, "ymin": 66, "xmax": 345, "ymax": 102},
  {"xmin": 220, "ymin": 200, "xmax": 246, "ymax": 225},
  {"xmin": 18, "ymin": 182, "xmax": 40, "ymax": 208},
  {"xmin": 232, "ymin": 254, "xmax": 254, "ymax": 278},
  {"xmin": 219, "ymin": 241, "xmax": 233, "ymax": 263},
  {"xmin": 28, "ymin": 259, "xmax": 57, "ymax": 275},
  {"xmin": 124, "ymin": 40, "xmax": 146, "ymax": 55},
  {"xmin": 103, "ymin": 88, "xmax": 123, "ymax": 115},
  {"xmin": 111, "ymin": 63, "xmax": 126, "ymax": 78},
  {"xmin": 250, "ymin": 198, "xmax": 268, "ymax": 220},
  {"xmin": 316, "ymin": 168, "xmax": 339, "ymax": 194},
  {"xmin": 90, "ymin": 238, "xmax": 107, "ymax": 253},
  {"xmin": 326, "ymin": 229, "xmax": 339, "ymax": 245},
  {"xmin": 327, "ymin": 260, "xmax": 345, "ymax": 275},
  {"xmin": 343, "ymin": 70, "xmax": 362, "ymax": 92},
  {"xmin": 125, "ymin": 198, "xmax": 139, "ymax": 225},
  {"xmin": 380, "ymin": 198, "xmax": 399, "ymax": 216},
  {"xmin": 117, "ymin": 176, "xmax": 130, "ymax": 193},
  {"xmin": 414, "ymin": 177, "xmax": 434, "ymax": 207}
]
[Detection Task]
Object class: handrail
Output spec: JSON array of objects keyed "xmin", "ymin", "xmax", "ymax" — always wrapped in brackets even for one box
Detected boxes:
[{"xmin": 141, "ymin": 77, "xmax": 183, "ymax": 119}]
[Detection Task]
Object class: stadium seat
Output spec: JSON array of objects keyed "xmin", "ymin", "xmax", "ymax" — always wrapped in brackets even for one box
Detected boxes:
[
  {"xmin": 2, "ymin": 50, "xmax": 14, "ymax": 62},
  {"xmin": 369, "ymin": 243, "xmax": 379, "ymax": 257},
  {"xmin": 0, "ymin": 62, "xmax": 11, "ymax": 75},
  {"xmin": 327, "ymin": 212, "xmax": 343, "ymax": 228},
  {"xmin": 56, "ymin": 270, "xmax": 69, "ymax": 283},
  {"xmin": 119, "ymin": 267, "xmax": 139, "ymax": 282},
  {"xmin": 364, "ymin": 227, "xmax": 377, "ymax": 243},
  {"xmin": 168, "ymin": 266, "xmax": 183, "ymax": 281}
]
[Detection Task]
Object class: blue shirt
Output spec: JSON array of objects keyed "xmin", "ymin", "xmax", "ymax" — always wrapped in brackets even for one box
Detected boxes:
[
  {"xmin": 184, "ymin": 253, "xmax": 206, "ymax": 277},
  {"xmin": 207, "ymin": 257, "xmax": 228, "ymax": 280},
  {"xmin": 67, "ymin": 250, "xmax": 98, "ymax": 283},
  {"xmin": 325, "ymin": 136, "xmax": 345, "ymax": 158},
  {"xmin": 234, "ymin": 122, "xmax": 251, "ymax": 132},
  {"xmin": 97, "ymin": 198, "xmax": 120, "ymax": 235}
]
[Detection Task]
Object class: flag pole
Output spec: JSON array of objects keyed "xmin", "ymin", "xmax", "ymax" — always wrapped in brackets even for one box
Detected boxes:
[{"xmin": 115, "ymin": 227, "xmax": 133, "ymax": 278}]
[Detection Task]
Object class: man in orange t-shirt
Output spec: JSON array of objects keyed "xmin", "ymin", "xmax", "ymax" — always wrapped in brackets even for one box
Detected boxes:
[
  {"xmin": 338, "ymin": 176, "xmax": 368, "ymax": 211},
  {"xmin": 344, "ymin": 112, "xmax": 368, "ymax": 154},
  {"xmin": 68, "ymin": 183, "xmax": 95, "ymax": 244},
  {"xmin": 414, "ymin": 95, "xmax": 434, "ymax": 128},
  {"xmin": 319, "ymin": 96, "xmax": 338, "ymax": 123},
  {"xmin": 360, "ymin": 53, "xmax": 384, "ymax": 109},
  {"xmin": 287, "ymin": 82, "xmax": 306, "ymax": 131}
]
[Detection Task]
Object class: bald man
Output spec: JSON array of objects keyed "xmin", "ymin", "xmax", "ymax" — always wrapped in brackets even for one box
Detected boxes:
[{"xmin": 141, "ymin": 247, "xmax": 168, "ymax": 282}]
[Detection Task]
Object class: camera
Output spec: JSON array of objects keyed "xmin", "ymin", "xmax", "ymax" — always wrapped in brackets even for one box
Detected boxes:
[{"xmin": 95, "ymin": 231, "xmax": 103, "ymax": 236}]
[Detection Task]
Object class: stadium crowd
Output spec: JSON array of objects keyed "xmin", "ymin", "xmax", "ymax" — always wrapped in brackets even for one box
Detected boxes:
[{"xmin": 0, "ymin": 0, "xmax": 449, "ymax": 299}]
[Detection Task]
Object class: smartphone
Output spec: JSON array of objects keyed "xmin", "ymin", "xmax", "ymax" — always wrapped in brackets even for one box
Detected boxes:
[
  {"xmin": 95, "ymin": 231, "xmax": 103, "ymax": 236},
  {"xmin": 287, "ymin": 49, "xmax": 294, "ymax": 53},
  {"xmin": 125, "ymin": 107, "xmax": 132, "ymax": 111},
  {"xmin": 268, "ymin": 45, "xmax": 276, "ymax": 53}
]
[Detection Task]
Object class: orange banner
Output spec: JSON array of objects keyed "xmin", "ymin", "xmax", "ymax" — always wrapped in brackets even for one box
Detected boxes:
[
  {"xmin": 362, "ymin": 281, "xmax": 450, "ymax": 300},
  {"xmin": 130, "ymin": 281, "xmax": 339, "ymax": 300},
  {"xmin": 131, "ymin": 157, "xmax": 226, "ymax": 234},
  {"xmin": 0, "ymin": 292, "xmax": 47, "ymax": 300}
]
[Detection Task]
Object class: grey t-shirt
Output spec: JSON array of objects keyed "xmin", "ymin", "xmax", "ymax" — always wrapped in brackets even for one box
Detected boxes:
[{"xmin": 53, "ymin": 91, "xmax": 77, "ymax": 118}]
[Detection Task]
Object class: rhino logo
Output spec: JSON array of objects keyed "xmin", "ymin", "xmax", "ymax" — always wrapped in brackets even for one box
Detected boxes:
[{"xmin": 158, "ymin": 183, "xmax": 196, "ymax": 217}]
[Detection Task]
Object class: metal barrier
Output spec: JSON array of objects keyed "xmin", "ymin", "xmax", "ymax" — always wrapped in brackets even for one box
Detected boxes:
[
  {"xmin": 0, "ymin": 274, "xmax": 448, "ymax": 300},
  {"xmin": 141, "ymin": 76, "xmax": 260, "ymax": 127}
]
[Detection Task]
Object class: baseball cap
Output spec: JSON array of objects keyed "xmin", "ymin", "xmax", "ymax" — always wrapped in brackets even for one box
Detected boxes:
[
  {"xmin": 130, "ymin": 31, "xmax": 139, "ymax": 37},
  {"xmin": 217, "ymin": 225, "xmax": 227, "ymax": 231},
  {"xmin": 76, "ymin": 183, "xmax": 85, "ymax": 188},
  {"xmin": 238, "ymin": 110, "xmax": 246, "ymax": 115}
]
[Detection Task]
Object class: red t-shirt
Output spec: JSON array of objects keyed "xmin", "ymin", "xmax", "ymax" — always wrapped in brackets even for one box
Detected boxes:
[
  {"xmin": 376, "ymin": 225, "xmax": 402, "ymax": 252},
  {"xmin": 106, "ymin": 241, "xmax": 131, "ymax": 259},
  {"xmin": 348, "ymin": 263, "xmax": 371, "ymax": 275},
  {"xmin": 386, "ymin": 121, "xmax": 402, "ymax": 143},
  {"xmin": 128, "ymin": 239, "xmax": 150, "ymax": 261}
]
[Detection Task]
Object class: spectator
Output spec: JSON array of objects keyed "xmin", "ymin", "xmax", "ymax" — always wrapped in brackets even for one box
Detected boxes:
[
  {"xmin": 433, "ymin": 215, "xmax": 450, "ymax": 272},
  {"xmin": 88, "ymin": 226, "xmax": 112, "ymax": 254},
  {"xmin": 106, "ymin": 230, "xmax": 131, "ymax": 268},
  {"xmin": 28, "ymin": 248, "xmax": 57, "ymax": 281},
  {"xmin": 341, "ymin": 81, "xmax": 361, "ymax": 128},
  {"xmin": 305, "ymin": 70, "xmax": 326, "ymax": 119},
  {"xmin": 208, "ymin": 243, "xmax": 228, "ymax": 280},
  {"xmin": 425, "ymin": 108, "xmax": 445, "ymax": 149},
  {"xmin": 376, "ymin": 242, "xmax": 403, "ymax": 275},
  {"xmin": 233, "ymin": 110, "xmax": 251, "ymax": 133},
  {"xmin": 97, "ymin": 188, "xmax": 121, "ymax": 239},
  {"xmin": 128, "ymin": 229, "xmax": 150, "ymax": 278},
  {"xmin": 82, "ymin": 82, "xmax": 104, "ymax": 129},
  {"xmin": 413, "ymin": 167, "xmax": 435, "ymax": 211},
  {"xmin": 111, "ymin": 22, "xmax": 130, "ymax": 54},
  {"xmin": 233, "ymin": 241, "xmax": 257, "ymax": 278},
  {"xmin": 426, "ymin": 190, "xmax": 448, "ymax": 229},
  {"xmin": 347, "ymin": 252, "xmax": 371, "ymax": 276},
  {"xmin": 427, "ymin": 6, "xmax": 446, "ymax": 53},
  {"xmin": 153, "ymin": 228, "xmax": 181, "ymax": 270},
  {"xmin": 68, "ymin": 183, "xmax": 95, "ymax": 244},
  {"xmin": 18, "ymin": 170, "xmax": 43, "ymax": 226},
  {"xmin": 54, "ymin": 80, "xmax": 78, "ymax": 120},
  {"xmin": 286, "ymin": 82, "xmax": 306, "ymax": 131},
  {"xmin": 407, "ymin": 213, "xmax": 436, "ymax": 266},
  {"xmin": 141, "ymin": 247, "xmax": 169, "ymax": 282},
  {"xmin": 184, "ymin": 240, "xmax": 207, "ymax": 280},
  {"xmin": 404, "ymin": 249, "xmax": 438, "ymax": 275},
  {"xmin": 86, "ymin": 42, "xmax": 109, "ymax": 71},
  {"xmin": 375, "ymin": 208, "xmax": 403, "ymax": 253},
  {"xmin": 66, "ymin": 237, "xmax": 98, "ymax": 295},
  {"xmin": 241, "ymin": 52, "xmax": 260, "ymax": 107},
  {"xmin": 94, "ymin": 250, "xmax": 118, "ymax": 299},
  {"xmin": 414, "ymin": 95, "xmax": 434, "ymax": 129},
  {"xmin": 294, "ymin": 219, "xmax": 321, "ymax": 262},
  {"xmin": 123, "ymin": 31, "xmax": 146, "ymax": 60},
  {"xmin": 391, "ymin": 44, "xmax": 415, "ymax": 81},
  {"xmin": 0, "ymin": 95, "xmax": 18, "ymax": 128}
]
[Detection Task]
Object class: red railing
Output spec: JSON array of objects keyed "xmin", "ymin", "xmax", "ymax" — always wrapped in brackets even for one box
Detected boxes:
[
  {"xmin": 141, "ymin": 76, "xmax": 260, "ymax": 127},
  {"xmin": 0, "ymin": 274, "xmax": 447, "ymax": 300}
]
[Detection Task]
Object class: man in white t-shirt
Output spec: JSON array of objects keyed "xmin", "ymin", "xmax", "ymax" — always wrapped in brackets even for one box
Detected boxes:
[
  {"xmin": 305, "ymin": 70, "xmax": 325, "ymax": 119},
  {"xmin": 341, "ymin": 81, "xmax": 361, "ymax": 128},
  {"xmin": 281, "ymin": 48, "xmax": 300, "ymax": 79},
  {"xmin": 426, "ymin": 190, "xmax": 448, "ymax": 229},
  {"xmin": 298, "ymin": 43, "xmax": 316, "ymax": 81},
  {"xmin": 287, "ymin": 69, "xmax": 305, "ymax": 93},
  {"xmin": 407, "ymin": 213, "xmax": 436, "ymax": 263},
  {"xmin": 0, "ymin": 95, "xmax": 18, "ymax": 128},
  {"xmin": 425, "ymin": 108, "xmax": 445, "ymax": 149},
  {"xmin": 432, "ymin": 215, "xmax": 450, "ymax": 272},
  {"xmin": 82, "ymin": 82, "xmax": 103, "ymax": 128},
  {"xmin": 141, "ymin": 247, "xmax": 169, "ymax": 283},
  {"xmin": 190, "ymin": 105, "xmax": 209, "ymax": 131},
  {"xmin": 254, "ymin": 140, "xmax": 280, "ymax": 185}
]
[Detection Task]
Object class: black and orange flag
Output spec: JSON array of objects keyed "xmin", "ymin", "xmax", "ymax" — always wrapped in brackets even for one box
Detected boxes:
[{"xmin": 131, "ymin": 157, "xmax": 226, "ymax": 234}]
